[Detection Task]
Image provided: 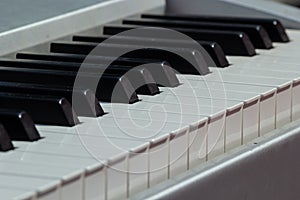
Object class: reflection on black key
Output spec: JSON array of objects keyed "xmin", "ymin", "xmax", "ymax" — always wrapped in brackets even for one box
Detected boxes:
[
  {"xmin": 0, "ymin": 59, "xmax": 159, "ymax": 96},
  {"xmin": 141, "ymin": 14, "xmax": 289, "ymax": 42},
  {"xmin": 51, "ymin": 41, "xmax": 210, "ymax": 75},
  {"xmin": 200, "ymin": 41, "xmax": 229, "ymax": 67},
  {"xmin": 0, "ymin": 109, "xmax": 40, "ymax": 141},
  {"xmin": 0, "ymin": 82, "xmax": 103, "ymax": 117},
  {"xmin": 0, "ymin": 93, "xmax": 79, "ymax": 126},
  {"xmin": 123, "ymin": 18, "xmax": 273, "ymax": 49},
  {"xmin": 103, "ymin": 25, "xmax": 256, "ymax": 56},
  {"xmin": 73, "ymin": 35, "xmax": 218, "ymax": 68},
  {"xmin": 17, "ymin": 52, "xmax": 181, "ymax": 86},
  {"xmin": 0, "ymin": 67, "xmax": 138, "ymax": 103},
  {"xmin": 72, "ymin": 35, "xmax": 229, "ymax": 67},
  {"xmin": 0, "ymin": 123, "xmax": 14, "ymax": 151}
]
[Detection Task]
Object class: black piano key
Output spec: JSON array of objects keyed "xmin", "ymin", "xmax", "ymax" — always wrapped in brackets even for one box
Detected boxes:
[
  {"xmin": 103, "ymin": 25, "xmax": 256, "ymax": 56},
  {"xmin": 0, "ymin": 109, "xmax": 40, "ymax": 141},
  {"xmin": 72, "ymin": 35, "xmax": 229, "ymax": 67},
  {"xmin": 122, "ymin": 18, "xmax": 273, "ymax": 49},
  {"xmin": 0, "ymin": 82, "xmax": 103, "ymax": 117},
  {"xmin": 0, "ymin": 93, "xmax": 79, "ymax": 126},
  {"xmin": 0, "ymin": 123, "xmax": 14, "ymax": 151},
  {"xmin": 71, "ymin": 89, "xmax": 104, "ymax": 117},
  {"xmin": 0, "ymin": 67, "xmax": 138, "ymax": 103},
  {"xmin": 73, "ymin": 35, "xmax": 219, "ymax": 68},
  {"xmin": 16, "ymin": 52, "xmax": 180, "ymax": 87},
  {"xmin": 141, "ymin": 14, "xmax": 289, "ymax": 42},
  {"xmin": 200, "ymin": 41, "xmax": 229, "ymax": 67},
  {"xmin": 51, "ymin": 41, "xmax": 211, "ymax": 75},
  {"xmin": 0, "ymin": 59, "xmax": 159, "ymax": 95}
]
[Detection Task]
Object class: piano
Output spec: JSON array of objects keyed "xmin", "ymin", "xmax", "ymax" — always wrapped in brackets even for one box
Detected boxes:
[{"xmin": 1, "ymin": 0, "xmax": 300, "ymax": 199}]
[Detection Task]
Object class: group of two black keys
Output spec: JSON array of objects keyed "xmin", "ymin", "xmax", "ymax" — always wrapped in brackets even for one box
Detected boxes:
[{"xmin": 0, "ymin": 14, "xmax": 289, "ymax": 151}]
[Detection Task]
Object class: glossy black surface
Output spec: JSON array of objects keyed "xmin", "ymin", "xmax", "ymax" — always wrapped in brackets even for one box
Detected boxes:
[
  {"xmin": 103, "ymin": 25, "xmax": 256, "ymax": 56},
  {"xmin": 0, "ymin": 66, "xmax": 138, "ymax": 103},
  {"xmin": 51, "ymin": 41, "xmax": 211, "ymax": 74},
  {"xmin": 0, "ymin": 123, "xmax": 14, "ymax": 151},
  {"xmin": 0, "ymin": 92, "xmax": 79, "ymax": 126},
  {"xmin": 0, "ymin": 109, "xmax": 40, "ymax": 141},
  {"xmin": 141, "ymin": 14, "xmax": 289, "ymax": 42},
  {"xmin": 123, "ymin": 18, "xmax": 273, "ymax": 49},
  {"xmin": 0, "ymin": 82, "xmax": 103, "ymax": 117},
  {"xmin": 72, "ymin": 35, "xmax": 229, "ymax": 67},
  {"xmin": 16, "ymin": 52, "xmax": 180, "ymax": 87},
  {"xmin": 0, "ymin": 59, "xmax": 159, "ymax": 96}
]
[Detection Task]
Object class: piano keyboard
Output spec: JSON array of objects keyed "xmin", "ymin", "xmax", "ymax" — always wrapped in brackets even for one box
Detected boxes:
[{"xmin": 1, "ymin": 0, "xmax": 300, "ymax": 199}]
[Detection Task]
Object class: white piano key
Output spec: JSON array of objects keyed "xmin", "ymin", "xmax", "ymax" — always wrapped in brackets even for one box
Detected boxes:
[
  {"xmin": 292, "ymin": 81, "xmax": 300, "ymax": 120},
  {"xmin": 0, "ymin": 188, "xmax": 35, "ymax": 200},
  {"xmin": 227, "ymin": 58, "xmax": 300, "ymax": 122},
  {"xmin": 0, "ymin": 174, "xmax": 59, "ymax": 192},
  {"xmin": 225, "ymin": 104, "xmax": 243, "ymax": 150},
  {"xmin": 128, "ymin": 144, "xmax": 149, "ymax": 197},
  {"xmin": 84, "ymin": 163, "xmax": 106, "ymax": 200},
  {"xmin": 106, "ymin": 154, "xmax": 128, "ymax": 200},
  {"xmin": 205, "ymin": 111, "xmax": 225, "ymax": 159},
  {"xmin": 188, "ymin": 119, "xmax": 208, "ymax": 168},
  {"xmin": 103, "ymin": 105, "xmax": 234, "ymax": 161},
  {"xmin": 148, "ymin": 135, "xmax": 169, "ymax": 187},
  {"xmin": 163, "ymin": 81, "xmax": 274, "ymax": 141},
  {"xmin": 7, "ymin": 136, "xmax": 149, "ymax": 200},
  {"xmin": 259, "ymin": 92, "xmax": 277, "ymax": 135},
  {"xmin": 0, "ymin": 161, "xmax": 82, "ymax": 200},
  {"xmin": 169, "ymin": 126, "xmax": 189, "ymax": 178},
  {"xmin": 229, "ymin": 55, "xmax": 300, "ymax": 68},
  {"xmin": 36, "ymin": 181, "xmax": 61, "ymax": 200},
  {"xmin": 18, "ymin": 126, "xmax": 155, "ymax": 200},
  {"xmin": 182, "ymin": 72, "xmax": 292, "ymax": 130},
  {"xmin": 0, "ymin": 174, "xmax": 59, "ymax": 200},
  {"xmin": 148, "ymin": 87, "xmax": 260, "ymax": 148},
  {"xmin": 223, "ymin": 67, "xmax": 300, "ymax": 80},
  {"xmin": 15, "ymin": 191, "xmax": 36, "ymax": 200}
]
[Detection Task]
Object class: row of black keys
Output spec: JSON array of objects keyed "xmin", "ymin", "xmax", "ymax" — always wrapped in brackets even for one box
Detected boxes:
[{"xmin": 0, "ymin": 14, "xmax": 289, "ymax": 151}]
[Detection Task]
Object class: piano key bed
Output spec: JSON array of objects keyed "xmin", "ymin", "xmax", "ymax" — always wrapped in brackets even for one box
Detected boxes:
[{"xmin": 1, "ymin": 3, "xmax": 300, "ymax": 200}]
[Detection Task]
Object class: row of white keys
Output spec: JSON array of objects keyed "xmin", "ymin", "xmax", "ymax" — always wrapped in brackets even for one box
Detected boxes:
[
  {"xmin": 4, "ymin": 30, "xmax": 300, "ymax": 200},
  {"xmin": 102, "ymin": 95, "xmax": 242, "ymax": 158},
  {"xmin": 75, "ymin": 71, "xmax": 286, "ymax": 195},
  {"xmin": 0, "ymin": 93, "xmax": 275, "ymax": 199},
  {"xmin": 184, "ymin": 71, "xmax": 295, "ymax": 127},
  {"xmin": 29, "ymin": 89, "xmax": 248, "ymax": 198},
  {"xmin": 158, "ymin": 78, "xmax": 277, "ymax": 138},
  {"xmin": 161, "ymin": 80, "xmax": 276, "ymax": 141},
  {"xmin": 1, "ymin": 134, "xmax": 150, "ymax": 200},
  {"xmin": 101, "ymin": 83, "xmax": 273, "ymax": 182},
  {"xmin": 9, "ymin": 106, "xmax": 207, "ymax": 200}
]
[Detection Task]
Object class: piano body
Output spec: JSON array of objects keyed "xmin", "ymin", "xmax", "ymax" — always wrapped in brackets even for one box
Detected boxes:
[{"xmin": 0, "ymin": 0, "xmax": 300, "ymax": 199}]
